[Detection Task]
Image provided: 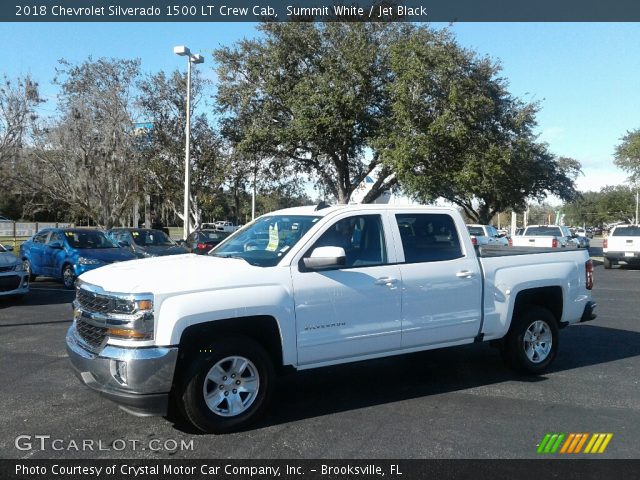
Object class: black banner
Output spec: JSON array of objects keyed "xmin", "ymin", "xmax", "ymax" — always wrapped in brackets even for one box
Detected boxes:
[
  {"xmin": 3, "ymin": 0, "xmax": 640, "ymax": 22},
  {"xmin": 1, "ymin": 460, "xmax": 640, "ymax": 480}
]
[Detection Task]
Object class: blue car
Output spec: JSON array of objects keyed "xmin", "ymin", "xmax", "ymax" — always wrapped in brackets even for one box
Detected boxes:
[{"xmin": 20, "ymin": 228, "xmax": 137, "ymax": 289}]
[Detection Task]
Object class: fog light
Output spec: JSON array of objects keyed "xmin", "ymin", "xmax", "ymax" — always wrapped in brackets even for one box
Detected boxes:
[{"xmin": 111, "ymin": 360, "xmax": 128, "ymax": 385}]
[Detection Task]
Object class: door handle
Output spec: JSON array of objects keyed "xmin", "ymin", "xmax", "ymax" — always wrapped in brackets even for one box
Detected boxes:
[
  {"xmin": 375, "ymin": 277, "xmax": 398, "ymax": 286},
  {"xmin": 456, "ymin": 270, "xmax": 475, "ymax": 279}
]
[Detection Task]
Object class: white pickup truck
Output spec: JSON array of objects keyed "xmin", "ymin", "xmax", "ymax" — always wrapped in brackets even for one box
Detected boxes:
[
  {"xmin": 66, "ymin": 205, "xmax": 596, "ymax": 433},
  {"xmin": 603, "ymin": 224, "xmax": 640, "ymax": 269},
  {"xmin": 511, "ymin": 225, "xmax": 573, "ymax": 248}
]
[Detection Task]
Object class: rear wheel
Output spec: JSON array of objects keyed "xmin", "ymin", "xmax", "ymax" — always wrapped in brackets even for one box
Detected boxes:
[
  {"xmin": 179, "ymin": 337, "xmax": 274, "ymax": 433},
  {"xmin": 62, "ymin": 264, "xmax": 76, "ymax": 289},
  {"xmin": 603, "ymin": 257, "xmax": 612, "ymax": 269},
  {"xmin": 501, "ymin": 306, "xmax": 559, "ymax": 374}
]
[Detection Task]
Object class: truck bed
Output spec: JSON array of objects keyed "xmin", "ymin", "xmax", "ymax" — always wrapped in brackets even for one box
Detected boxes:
[{"xmin": 477, "ymin": 245, "xmax": 579, "ymax": 257}]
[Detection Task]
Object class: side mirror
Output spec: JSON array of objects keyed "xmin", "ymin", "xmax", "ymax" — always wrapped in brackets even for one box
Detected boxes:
[{"xmin": 303, "ymin": 246, "xmax": 346, "ymax": 270}]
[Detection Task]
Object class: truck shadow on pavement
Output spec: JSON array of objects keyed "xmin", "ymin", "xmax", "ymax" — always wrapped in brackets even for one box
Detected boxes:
[{"xmin": 170, "ymin": 323, "xmax": 640, "ymax": 434}]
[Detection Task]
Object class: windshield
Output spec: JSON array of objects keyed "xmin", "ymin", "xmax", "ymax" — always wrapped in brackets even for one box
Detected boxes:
[
  {"xmin": 211, "ymin": 214, "xmax": 321, "ymax": 267},
  {"xmin": 467, "ymin": 226, "xmax": 485, "ymax": 236},
  {"xmin": 525, "ymin": 226, "xmax": 563, "ymax": 236},
  {"xmin": 131, "ymin": 229, "xmax": 175, "ymax": 246},
  {"xmin": 65, "ymin": 231, "xmax": 118, "ymax": 249},
  {"xmin": 612, "ymin": 226, "xmax": 640, "ymax": 236}
]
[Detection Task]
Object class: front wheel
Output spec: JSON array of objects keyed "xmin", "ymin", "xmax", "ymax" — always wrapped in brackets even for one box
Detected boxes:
[
  {"xmin": 179, "ymin": 337, "xmax": 274, "ymax": 434},
  {"xmin": 23, "ymin": 259, "xmax": 37, "ymax": 281},
  {"xmin": 501, "ymin": 307, "xmax": 559, "ymax": 374},
  {"xmin": 62, "ymin": 264, "xmax": 76, "ymax": 289}
]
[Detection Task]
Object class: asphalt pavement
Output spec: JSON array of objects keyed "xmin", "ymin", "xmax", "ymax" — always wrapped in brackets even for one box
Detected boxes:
[{"xmin": 0, "ymin": 253, "xmax": 638, "ymax": 459}]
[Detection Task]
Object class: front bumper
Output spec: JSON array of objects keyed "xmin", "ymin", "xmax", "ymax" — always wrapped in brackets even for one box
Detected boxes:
[
  {"xmin": 0, "ymin": 271, "xmax": 29, "ymax": 297},
  {"xmin": 66, "ymin": 324, "xmax": 178, "ymax": 416}
]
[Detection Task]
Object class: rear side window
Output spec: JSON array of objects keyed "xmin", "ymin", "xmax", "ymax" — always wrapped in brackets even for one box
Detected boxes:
[
  {"xmin": 467, "ymin": 226, "xmax": 484, "ymax": 236},
  {"xmin": 525, "ymin": 226, "xmax": 562, "ymax": 236},
  {"xmin": 612, "ymin": 226, "xmax": 640, "ymax": 236},
  {"xmin": 396, "ymin": 214, "xmax": 463, "ymax": 263}
]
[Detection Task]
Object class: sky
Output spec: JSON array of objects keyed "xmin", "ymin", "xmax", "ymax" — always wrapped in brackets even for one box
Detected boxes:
[{"xmin": 1, "ymin": 21, "xmax": 639, "ymax": 195}]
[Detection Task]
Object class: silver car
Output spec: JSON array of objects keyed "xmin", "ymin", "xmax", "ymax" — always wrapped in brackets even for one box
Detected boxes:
[{"xmin": 0, "ymin": 243, "xmax": 29, "ymax": 298}]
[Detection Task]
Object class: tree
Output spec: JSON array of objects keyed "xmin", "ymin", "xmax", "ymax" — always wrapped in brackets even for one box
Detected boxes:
[
  {"xmin": 563, "ymin": 185, "xmax": 636, "ymax": 225},
  {"xmin": 0, "ymin": 75, "xmax": 42, "ymax": 167},
  {"xmin": 17, "ymin": 58, "xmax": 142, "ymax": 228},
  {"xmin": 138, "ymin": 69, "xmax": 226, "ymax": 230},
  {"xmin": 615, "ymin": 129, "xmax": 640, "ymax": 183},
  {"xmin": 215, "ymin": 22, "xmax": 396, "ymax": 204},
  {"xmin": 377, "ymin": 27, "xmax": 580, "ymax": 223}
]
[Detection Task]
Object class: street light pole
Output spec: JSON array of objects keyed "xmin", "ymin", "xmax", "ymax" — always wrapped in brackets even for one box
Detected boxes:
[
  {"xmin": 636, "ymin": 189, "xmax": 639, "ymax": 225},
  {"xmin": 173, "ymin": 45, "xmax": 204, "ymax": 240}
]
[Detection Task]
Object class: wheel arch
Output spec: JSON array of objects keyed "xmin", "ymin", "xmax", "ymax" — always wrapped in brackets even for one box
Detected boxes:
[
  {"xmin": 174, "ymin": 316, "xmax": 287, "ymax": 385},
  {"xmin": 512, "ymin": 286, "xmax": 563, "ymax": 328}
]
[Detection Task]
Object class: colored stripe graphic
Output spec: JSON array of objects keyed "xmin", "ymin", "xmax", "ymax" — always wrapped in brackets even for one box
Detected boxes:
[{"xmin": 538, "ymin": 433, "xmax": 613, "ymax": 454}]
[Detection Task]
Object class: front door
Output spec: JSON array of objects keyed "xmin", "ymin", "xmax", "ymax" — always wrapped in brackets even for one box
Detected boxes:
[{"xmin": 292, "ymin": 213, "xmax": 402, "ymax": 366}]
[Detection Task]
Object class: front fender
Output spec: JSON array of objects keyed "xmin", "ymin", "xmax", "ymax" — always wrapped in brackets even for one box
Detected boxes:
[{"xmin": 155, "ymin": 284, "xmax": 297, "ymax": 366}]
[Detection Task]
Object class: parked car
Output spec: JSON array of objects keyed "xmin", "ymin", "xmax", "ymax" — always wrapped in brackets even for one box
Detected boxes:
[
  {"xmin": 466, "ymin": 224, "xmax": 509, "ymax": 247},
  {"xmin": 20, "ymin": 229, "xmax": 137, "ymax": 289},
  {"xmin": 183, "ymin": 229, "xmax": 231, "ymax": 255},
  {"xmin": 108, "ymin": 228, "xmax": 189, "ymax": 258},
  {"xmin": 511, "ymin": 225, "xmax": 573, "ymax": 248},
  {"xmin": 575, "ymin": 228, "xmax": 593, "ymax": 239},
  {"xmin": 569, "ymin": 234, "xmax": 590, "ymax": 249},
  {"xmin": 603, "ymin": 224, "xmax": 640, "ymax": 269},
  {"xmin": 67, "ymin": 204, "xmax": 595, "ymax": 433},
  {"xmin": 0, "ymin": 243, "xmax": 29, "ymax": 298},
  {"xmin": 214, "ymin": 221, "xmax": 242, "ymax": 233}
]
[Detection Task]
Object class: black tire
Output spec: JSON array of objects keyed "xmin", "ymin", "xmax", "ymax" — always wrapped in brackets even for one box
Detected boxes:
[
  {"xmin": 603, "ymin": 257, "xmax": 612, "ymax": 269},
  {"xmin": 179, "ymin": 337, "xmax": 274, "ymax": 434},
  {"xmin": 62, "ymin": 264, "xmax": 76, "ymax": 289},
  {"xmin": 501, "ymin": 306, "xmax": 559, "ymax": 374},
  {"xmin": 23, "ymin": 259, "xmax": 37, "ymax": 281}
]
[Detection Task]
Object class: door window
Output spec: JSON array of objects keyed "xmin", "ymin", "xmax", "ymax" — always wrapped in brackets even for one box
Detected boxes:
[
  {"xmin": 395, "ymin": 214, "xmax": 463, "ymax": 263},
  {"xmin": 310, "ymin": 214, "xmax": 387, "ymax": 268}
]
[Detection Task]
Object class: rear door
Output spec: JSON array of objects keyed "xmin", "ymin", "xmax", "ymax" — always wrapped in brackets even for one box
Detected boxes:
[
  {"xmin": 392, "ymin": 212, "xmax": 482, "ymax": 347},
  {"xmin": 291, "ymin": 212, "xmax": 402, "ymax": 365}
]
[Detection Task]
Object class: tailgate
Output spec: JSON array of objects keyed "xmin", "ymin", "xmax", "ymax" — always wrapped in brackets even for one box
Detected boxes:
[
  {"xmin": 607, "ymin": 236, "xmax": 640, "ymax": 252},
  {"xmin": 512, "ymin": 236, "xmax": 554, "ymax": 248}
]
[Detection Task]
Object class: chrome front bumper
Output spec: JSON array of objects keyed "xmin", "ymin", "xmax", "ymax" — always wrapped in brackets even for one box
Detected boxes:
[{"xmin": 66, "ymin": 324, "xmax": 178, "ymax": 416}]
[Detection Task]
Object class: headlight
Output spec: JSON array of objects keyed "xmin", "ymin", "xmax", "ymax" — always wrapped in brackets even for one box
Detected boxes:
[
  {"xmin": 107, "ymin": 297, "xmax": 155, "ymax": 340},
  {"xmin": 14, "ymin": 262, "xmax": 25, "ymax": 272},
  {"xmin": 112, "ymin": 298, "xmax": 154, "ymax": 314},
  {"xmin": 78, "ymin": 257, "xmax": 101, "ymax": 265}
]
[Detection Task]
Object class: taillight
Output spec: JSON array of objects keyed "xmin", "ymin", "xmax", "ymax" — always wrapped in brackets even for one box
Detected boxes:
[
  {"xmin": 603, "ymin": 238, "xmax": 608, "ymax": 249},
  {"xmin": 585, "ymin": 259, "xmax": 594, "ymax": 290},
  {"xmin": 471, "ymin": 237, "xmax": 477, "ymax": 246},
  {"xmin": 508, "ymin": 237, "xmax": 513, "ymax": 247},
  {"xmin": 197, "ymin": 243, "xmax": 208, "ymax": 250},
  {"xmin": 552, "ymin": 238, "xmax": 558, "ymax": 248}
]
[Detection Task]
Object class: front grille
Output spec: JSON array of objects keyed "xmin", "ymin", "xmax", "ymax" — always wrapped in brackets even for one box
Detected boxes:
[
  {"xmin": 76, "ymin": 318, "xmax": 108, "ymax": 351},
  {"xmin": 76, "ymin": 288, "xmax": 112, "ymax": 313},
  {"xmin": 0, "ymin": 275, "xmax": 21, "ymax": 292},
  {"xmin": 0, "ymin": 265, "xmax": 16, "ymax": 273}
]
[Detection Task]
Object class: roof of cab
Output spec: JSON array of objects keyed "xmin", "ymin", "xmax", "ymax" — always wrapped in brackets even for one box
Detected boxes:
[{"xmin": 264, "ymin": 203, "xmax": 455, "ymax": 218}]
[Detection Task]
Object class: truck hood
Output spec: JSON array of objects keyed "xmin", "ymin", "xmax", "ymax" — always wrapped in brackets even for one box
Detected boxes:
[{"xmin": 77, "ymin": 254, "xmax": 261, "ymax": 295}]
